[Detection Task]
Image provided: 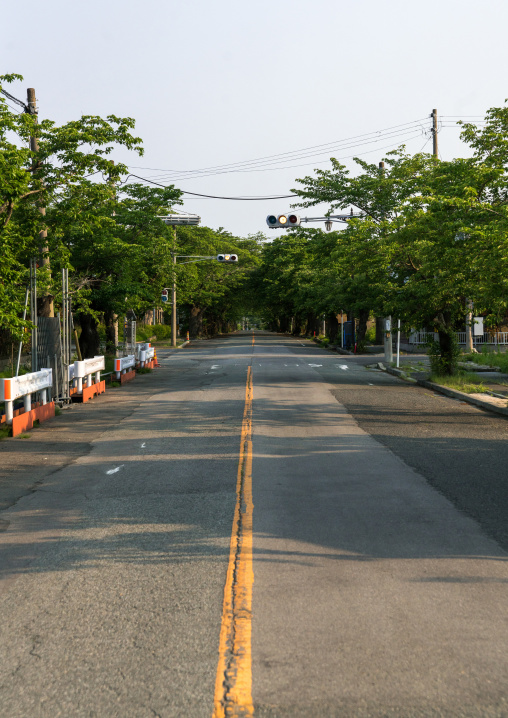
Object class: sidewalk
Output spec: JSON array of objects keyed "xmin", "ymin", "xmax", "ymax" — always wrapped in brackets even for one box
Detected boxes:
[{"xmin": 0, "ymin": 351, "xmax": 177, "ymax": 518}]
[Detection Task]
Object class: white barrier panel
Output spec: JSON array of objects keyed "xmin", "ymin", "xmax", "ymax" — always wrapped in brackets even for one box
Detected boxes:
[
  {"xmin": 145, "ymin": 347, "xmax": 155, "ymax": 360},
  {"xmin": 0, "ymin": 368, "xmax": 52, "ymax": 423},
  {"xmin": 68, "ymin": 364, "xmax": 75, "ymax": 382},
  {"xmin": 73, "ymin": 356, "xmax": 105, "ymax": 393},
  {"xmin": 135, "ymin": 342, "xmax": 151, "ymax": 361},
  {"xmin": 115, "ymin": 355, "xmax": 135, "ymax": 379}
]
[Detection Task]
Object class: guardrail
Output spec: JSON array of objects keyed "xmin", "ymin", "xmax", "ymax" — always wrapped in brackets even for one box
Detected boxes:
[
  {"xmin": 0, "ymin": 368, "xmax": 55, "ymax": 436},
  {"xmin": 73, "ymin": 356, "xmax": 106, "ymax": 403},
  {"xmin": 115, "ymin": 355, "xmax": 136, "ymax": 384},
  {"xmin": 137, "ymin": 343, "xmax": 156, "ymax": 368}
]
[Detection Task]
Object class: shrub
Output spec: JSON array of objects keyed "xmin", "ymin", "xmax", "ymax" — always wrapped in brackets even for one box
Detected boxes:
[
  {"xmin": 365, "ymin": 327, "xmax": 376, "ymax": 344},
  {"xmin": 427, "ymin": 332, "xmax": 461, "ymax": 375}
]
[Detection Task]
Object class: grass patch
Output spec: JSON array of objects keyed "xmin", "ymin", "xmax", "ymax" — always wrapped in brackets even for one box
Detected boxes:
[
  {"xmin": 430, "ymin": 370, "xmax": 490, "ymax": 394},
  {"xmin": 137, "ymin": 367, "xmax": 152, "ymax": 375},
  {"xmin": 18, "ymin": 433, "xmax": 31, "ymax": 439},
  {"xmin": 54, "ymin": 406, "xmax": 62, "ymax": 416},
  {"xmin": 0, "ymin": 425, "xmax": 11, "ymax": 440},
  {"xmin": 462, "ymin": 348, "xmax": 508, "ymax": 373}
]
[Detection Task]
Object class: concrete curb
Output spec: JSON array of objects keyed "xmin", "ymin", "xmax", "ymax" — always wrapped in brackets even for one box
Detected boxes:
[
  {"xmin": 416, "ymin": 379, "xmax": 508, "ymax": 417},
  {"xmin": 384, "ymin": 365, "xmax": 418, "ymax": 384},
  {"xmin": 382, "ymin": 365, "xmax": 508, "ymax": 417},
  {"xmin": 333, "ymin": 347, "xmax": 355, "ymax": 355}
]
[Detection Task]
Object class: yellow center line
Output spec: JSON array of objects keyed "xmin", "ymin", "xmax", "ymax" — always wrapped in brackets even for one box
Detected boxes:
[{"xmin": 213, "ymin": 365, "xmax": 254, "ymax": 718}]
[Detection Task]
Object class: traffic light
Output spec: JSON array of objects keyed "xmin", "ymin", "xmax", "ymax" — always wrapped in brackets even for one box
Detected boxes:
[
  {"xmin": 266, "ymin": 213, "xmax": 301, "ymax": 229},
  {"xmin": 217, "ymin": 253, "xmax": 239, "ymax": 263},
  {"xmin": 161, "ymin": 288, "xmax": 169, "ymax": 303}
]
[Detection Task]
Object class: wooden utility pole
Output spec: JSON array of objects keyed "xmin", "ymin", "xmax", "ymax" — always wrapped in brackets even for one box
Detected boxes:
[
  {"xmin": 172, "ymin": 228, "xmax": 177, "ymax": 348},
  {"xmin": 431, "ymin": 108, "xmax": 438, "ymax": 158},
  {"xmin": 27, "ymin": 88, "xmax": 53, "ymax": 317}
]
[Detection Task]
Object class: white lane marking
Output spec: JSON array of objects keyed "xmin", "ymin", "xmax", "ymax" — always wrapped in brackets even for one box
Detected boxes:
[
  {"xmin": 106, "ymin": 465, "xmax": 124, "ymax": 475},
  {"xmin": 308, "ymin": 364, "xmax": 322, "ymax": 367},
  {"xmin": 211, "ymin": 365, "xmax": 220, "ymax": 369},
  {"xmin": 141, "ymin": 443, "xmax": 146, "ymax": 448},
  {"xmin": 338, "ymin": 365, "xmax": 349, "ymax": 370},
  {"xmin": 368, "ymin": 383, "xmax": 374, "ymax": 386}
]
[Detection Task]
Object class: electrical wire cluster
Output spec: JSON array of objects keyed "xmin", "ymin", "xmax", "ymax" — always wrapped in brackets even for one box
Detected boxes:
[{"xmin": 128, "ymin": 118, "xmax": 431, "ymax": 183}]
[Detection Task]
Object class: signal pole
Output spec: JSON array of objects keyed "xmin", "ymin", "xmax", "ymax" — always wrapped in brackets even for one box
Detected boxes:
[
  {"xmin": 172, "ymin": 228, "xmax": 177, "ymax": 348},
  {"xmin": 431, "ymin": 109, "xmax": 438, "ymax": 158},
  {"xmin": 27, "ymin": 88, "xmax": 53, "ymax": 317}
]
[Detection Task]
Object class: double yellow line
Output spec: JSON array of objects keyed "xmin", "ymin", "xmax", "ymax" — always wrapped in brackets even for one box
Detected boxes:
[{"xmin": 213, "ymin": 365, "xmax": 254, "ymax": 717}]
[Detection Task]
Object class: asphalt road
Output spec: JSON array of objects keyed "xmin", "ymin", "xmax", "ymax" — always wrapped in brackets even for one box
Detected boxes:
[{"xmin": 0, "ymin": 332, "xmax": 507, "ymax": 717}]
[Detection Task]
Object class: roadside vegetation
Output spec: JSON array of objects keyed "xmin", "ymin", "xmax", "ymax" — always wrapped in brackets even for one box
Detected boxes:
[
  {"xmin": 462, "ymin": 349, "xmax": 508, "ymax": 374},
  {"xmin": 248, "ymin": 101, "xmax": 508, "ymax": 376},
  {"xmin": 0, "ymin": 73, "xmax": 262, "ymax": 363},
  {"xmin": 3, "ymin": 71, "xmax": 508, "ymax": 378},
  {"xmin": 429, "ymin": 371, "xmax": 490, "ymax": 394}
]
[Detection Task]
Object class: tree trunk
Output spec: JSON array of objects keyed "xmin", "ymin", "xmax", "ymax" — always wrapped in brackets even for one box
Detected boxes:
[
  {"xmin": 189, "ymin": 306, "xmax": 203, "ymax": 338},
  {"xmin": 375, "ymin": 317, "xmax": 385, "ymax": 344},
  {"xmin": 357, "ymin": 308, "xmax": 370, "ymax": 345},
  {"xmin": 78, "ymin": 314, "xmax": 100, "ymax": 358},
  {"xmin": 326, "ymin": 313, "xmax": 338, "ymax": 342},
  {"xmin": 437, "ymin": 329, "xmax": 456, "ymax": 375},
  {"xmin": 104, "ymin": 310, "xmax": 118, "ymax": 355},
  {"xmin": 436, "ymin": 311, "xmax": 457, "ymax": 375},
  {"xmin": 306, "ymin": 312, "xmax": 319, "ymax": 336},
  {"xmin": 279, "ymin": 316, "xmax": 290, "ymax": 333}
]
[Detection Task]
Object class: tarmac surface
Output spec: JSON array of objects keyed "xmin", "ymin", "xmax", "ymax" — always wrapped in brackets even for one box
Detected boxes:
[{"xmin": 0, "ymin": 332, "xmax": 507, "ymax": 717}]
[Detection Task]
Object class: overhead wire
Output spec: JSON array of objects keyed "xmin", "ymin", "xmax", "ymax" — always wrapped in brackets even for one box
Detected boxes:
[
  {"xmin": 126, "ymin": 174, "xmax": 296, "ymax": 200},
  {"xmin": 126, "ymin": 131, "xmax": 432, "ymax": 200},
  {"xmin": 0, "ymin": 88, "xmax": 28, "ymax": 111},
  {"xmin": 128, "ymin": 117, "xmax": 429, "ymax": 180}
]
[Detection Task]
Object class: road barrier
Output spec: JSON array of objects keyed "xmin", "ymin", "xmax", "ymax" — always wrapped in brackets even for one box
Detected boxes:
[
  {"xmin": 0, "ymin": 368, "xmax": 55, "ymax": 436},
  {"xmin": 73, "ymin": 356, "xmax": 106, "ymax": 403},
  {"xmin": 137, "ymin": 344, "xmax": 155, "ymax": 369},
  {"xmin": 115, "ymin": 355, "xmax": 136, "ymax": 384}
]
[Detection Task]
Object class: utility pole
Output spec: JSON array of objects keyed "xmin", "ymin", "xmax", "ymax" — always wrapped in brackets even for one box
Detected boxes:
[
  {"xmin": 431, "ymin": 108, "xmax": 438, "ymax": 158},
  {"xmin": 379, "ymin": 160, "xmax": 393, "ymax": 363},
  {"xmin": 27, "ymin": 88, "xmax": 53, "ymax": 317},
  {"xmin": 172, "ymin": 228, "xmax": 177, "ymax": 348}
]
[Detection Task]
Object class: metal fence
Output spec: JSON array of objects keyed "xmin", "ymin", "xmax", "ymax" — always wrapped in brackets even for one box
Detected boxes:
[{"xmin": 409, "ymin": 331, "xmax": 508, "ymax": 346}]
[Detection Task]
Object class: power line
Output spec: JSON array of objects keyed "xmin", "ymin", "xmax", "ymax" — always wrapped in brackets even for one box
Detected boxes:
[
  {"xmin": 128, "ymin": 117, "xmax": 429, "ymax": 177},
  {"xmin": 0, "ymin": 88, "xmax": 28, "ymax": 111},
  {"xmin": 127, "ymin": 131, "xmax": 426, "ymax": 197},
  {"xmin": 127, "ymin": 174, "xmax": 296, "ymax": 200},
  {"xmin": 134, "ymin": 128, "xmax": 426, "ymax": 183}
]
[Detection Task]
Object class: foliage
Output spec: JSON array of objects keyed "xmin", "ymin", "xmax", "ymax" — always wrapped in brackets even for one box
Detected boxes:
[
  {"xmin": 429, "ymin": 371, "xmax": 489, "ymax": 394},
  {"xmin": 0, "ymin": 73, "xmax": 182, "ymax": 350},
  {"xmin": 427, "ymin": 333, "xmax": 460, "ymax": 375},
  {"xmin": 136, "ymin": 324, "xmax": 172, "ymax": 342},
  {"xmin": 462, "ymin": 348, "xmax": 508, "ymax": 374}
]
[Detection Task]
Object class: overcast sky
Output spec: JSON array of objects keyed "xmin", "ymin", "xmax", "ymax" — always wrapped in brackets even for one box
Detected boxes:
[{"xmin": 4, "ymin": 0, "xmax": 508, "ymax": 238}]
